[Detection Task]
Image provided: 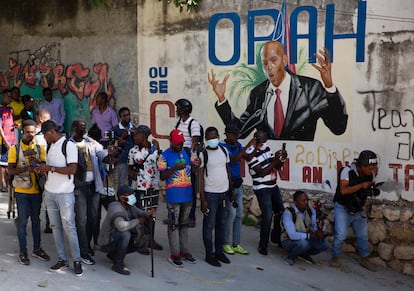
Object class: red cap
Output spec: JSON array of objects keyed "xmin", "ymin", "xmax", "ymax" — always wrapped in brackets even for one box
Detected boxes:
[{"xmin": 170, "ymin": 129, "xmax": 185, "ymax": 144}]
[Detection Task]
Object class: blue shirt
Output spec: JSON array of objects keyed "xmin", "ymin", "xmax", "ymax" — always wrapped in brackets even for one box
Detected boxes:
[
  {"xmin": 157, "ymin": 148, "xmax": 192, "ymax": 204},
  {"xmin": 282, "ymin": 205, "xmax": 318, "ymax": 240},
  {"xmin": 113, "ymin": 122, "xmax": 134, "ymax": 164},
  {"xmin": 220, "ymin": 141, "xmax": 242, "ymax": 179}
]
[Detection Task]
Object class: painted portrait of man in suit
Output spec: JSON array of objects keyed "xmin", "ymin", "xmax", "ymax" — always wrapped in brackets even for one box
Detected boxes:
[{"xmin": 208, "ymin": 40, "xmax": 348, "ymax": 141}]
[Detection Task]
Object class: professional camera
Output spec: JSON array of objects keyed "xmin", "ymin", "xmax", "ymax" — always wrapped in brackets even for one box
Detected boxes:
[
  {"xmin": 347, "ymin": 182, "xmax": 383, "ymax": 214},
  {"xmin": 360, "ymin": 182, "xmax": 383, "ymax": 199}
]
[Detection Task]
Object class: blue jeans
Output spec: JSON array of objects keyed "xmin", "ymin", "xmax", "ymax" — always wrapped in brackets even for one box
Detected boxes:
[
  {"xmin": 332, "ymin": 202, "xmax": 369, "ymax": 258},
  {"xmin": 15, "ymin": 192, "xmax": 42, "ymax": 253},
  {"xmin": 224, "ymin": 186, "xmax": 243, "ymax": 246},
  {"xmin": 110, "ymin": 231, "xmax": 131, "ymax": 265},
  {"xmin": 202, "ymin": 192, "xmax": 228, "ymax": 257},
  {"xmin": 74, "ymin": 183, "xmax": 100, "ymax": 256},
  {"xmin": 44, "ymin": 190, "xmax": 81, "ymax": 262},
  {"xmin": 282, "ymin": 238, "xmax": 329, "ymax": 260},
  {"xmin": 254, "ymin": 185, "xmax": 284, "ymax": 250}
]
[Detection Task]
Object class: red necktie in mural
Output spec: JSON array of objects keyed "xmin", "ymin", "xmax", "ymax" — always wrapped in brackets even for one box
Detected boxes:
[{"xmin": 274, "ymin": 88, "xmax": 284, "ymax": 137}]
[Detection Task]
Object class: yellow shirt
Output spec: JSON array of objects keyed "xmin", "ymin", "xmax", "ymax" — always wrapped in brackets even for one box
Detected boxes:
[{"xmin": 8, "ymin": 141, "xmax": 46, "ymax": 194}]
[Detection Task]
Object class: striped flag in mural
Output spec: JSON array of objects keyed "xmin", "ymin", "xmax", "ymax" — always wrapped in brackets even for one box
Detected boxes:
[{"xmin": 273, "ymin": 0, "xmax": 296, "ymax": 73}]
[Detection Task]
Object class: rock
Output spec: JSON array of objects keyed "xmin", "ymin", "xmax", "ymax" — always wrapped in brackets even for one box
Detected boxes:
[
  {"xmin": 370, "ymin": 205, "xmax": 384, "ymax": 219},
  {"xmin": 368, "ymin": 257, "xmax": 387, "ymax": 269},
  {"xmin": 383, "ymin": 208, "xmax": 401, "ymax": 222},
  {"xmin": 387, "ymin": 221, "xmax": 414, "ymax": 243},
  {"xmin": 324, "ymin": 221, "xmax": 334, "ymax": 236},
  {"xmin": 378, "ymin": 242, "xmax": 394, "ymax": 261},
  {"xmin": 402, "ymin": 263, "xmax": 414, "ymax": 277},
  {"xmin": 400, "ymin": 209, "xmax": 413, "ymax": 222},
  {"xmin": 394, "ymin": 246, "xmax": 414, "ymax": 260},
  {"xmin": 342, "ymin": 243, "xmax": 356, "ymax": 253},
  {"xmin": 327, "ymin": 211, "xmax": 334, "ymax": 223},
  {"xmin": 368, "ymin": 220, "xmax": 387, "ymax": 244},
  {"xmin": 249, "ymin": 196, "xmax": 262, "ymax": 217},
  {"xmin": 388, "ymin": 259, "xmax": 403, "ymax": 272}
]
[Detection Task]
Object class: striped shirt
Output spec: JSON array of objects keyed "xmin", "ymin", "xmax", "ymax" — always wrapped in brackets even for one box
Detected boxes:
[{"xmin": 247, "ymin": 143, "xmax": 277, "ymax": 190}]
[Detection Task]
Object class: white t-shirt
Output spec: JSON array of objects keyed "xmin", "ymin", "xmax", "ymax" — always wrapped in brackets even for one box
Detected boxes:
[
  {"xmin": 201, "ymin": 147, "xmax": 230, "ymax": 193},
  {"xmin": 176, "ymin": 117, "xmax": 201, "ymax": 149},
  {"xmin": 44, "ymin": 136, "xmax": 78, "ymax": 193}
]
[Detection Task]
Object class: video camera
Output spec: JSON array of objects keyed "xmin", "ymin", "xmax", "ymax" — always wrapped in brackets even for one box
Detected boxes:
[{"xmin": 132, "ymin": 162, "xmax": 144, "ymax": 172}]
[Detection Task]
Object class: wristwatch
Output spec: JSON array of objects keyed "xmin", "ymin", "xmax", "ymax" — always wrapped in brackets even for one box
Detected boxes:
[{"xmin": 50, "ymin": 166, "xmax": 56, "ymax": 173}]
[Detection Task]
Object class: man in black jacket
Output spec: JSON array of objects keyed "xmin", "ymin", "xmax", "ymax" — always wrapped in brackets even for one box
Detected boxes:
[{"xmin": 209, "ymin": 40, "xmax": 348, "ymax": 141}]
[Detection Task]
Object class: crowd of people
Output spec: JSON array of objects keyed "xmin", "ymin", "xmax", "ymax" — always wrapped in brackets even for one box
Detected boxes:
[{"xmin": 1, "ymin": 39, "xmax": 379, "ymax": 278}]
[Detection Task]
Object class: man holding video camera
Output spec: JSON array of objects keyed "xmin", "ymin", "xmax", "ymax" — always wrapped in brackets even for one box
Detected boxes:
[{"xmin": 330, "ymin": 150, "xmax": 379, "ymax": 272}]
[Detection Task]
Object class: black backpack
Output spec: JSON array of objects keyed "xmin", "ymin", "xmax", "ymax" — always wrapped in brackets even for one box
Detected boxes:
[
  {"xmin": 271, "ymin": 206, "xmax": 312, "ymax": 247},
  {"xmin": 47, "ymin": 138, "xmax": 87, "ymax": 188}
]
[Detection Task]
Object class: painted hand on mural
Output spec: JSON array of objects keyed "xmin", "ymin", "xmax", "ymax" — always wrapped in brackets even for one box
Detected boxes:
[
  {"xmin": 311, "ymin": 48, "xmax": 333, "ymax": 89},
  {"xmin": 208, "ymin": 69, "xmax": 229, "ymax": 103},
  {"xmin": 211, "ymin": 40, "xmax": 348, "ymax": 141}
]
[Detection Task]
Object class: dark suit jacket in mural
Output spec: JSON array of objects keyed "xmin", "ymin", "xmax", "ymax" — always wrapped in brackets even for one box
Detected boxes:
[{"xmin": 215, "ymin": 72, "xmax": 348, "ymax": 141}]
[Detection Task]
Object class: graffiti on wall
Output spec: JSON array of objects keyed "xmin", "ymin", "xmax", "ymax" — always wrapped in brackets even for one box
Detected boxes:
[{"xmin": 0, "ymin": 42, "xmax": 115, "ymax": 131}]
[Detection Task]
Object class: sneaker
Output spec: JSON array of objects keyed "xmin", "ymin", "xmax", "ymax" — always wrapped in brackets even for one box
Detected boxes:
[
  {"xmin": 215, "ymin": 252, "xmax": 230, "ymax": 264},
  {"xmin": 74, "ymin": 261, "xmax": 83, "ymax": 277},
  {"xmin": 233, "ymin": 245, "xmax": 249, "ymax": 255},
  {"xmin": 360, "ymin": 257, "xmax": 377, "ymax": 272},
  {"xmin": 284, "ymin": 256, "xmax": 295, "ymax": 266},
  {"xmin": 49, "ymin": 260, "xmax": 69, "ymax": 272},
  {"xmin": 32, "ymin": 249, "xmax": 50, "ymax": 261},
  {"xmin": 112, "ymin": 263, "xmax": 130, "ymax": 275},
  {"xmin": 168, "ymin": 255, "xmax": 184, "ymax": 268},
  {"xmin": 223, "ymin": 244, "xmax": 235, "ymax": 255},
  {"xmin": 205, "ymin": 255, "xmax": 221, "ymax": 267},
  {"xmin": 151, "ymin": 240, "xmax": 163, "ymax": 251},
  {"xmin": 298, "ymin": 254, "xmax": 315, "ymax": 265},
  {"xmin": 181, "ymin": 252, "xmax": 196, "ymax": 264},
  {"xmin": 329, "ymin": 256, "xmax": 341, "ymax": 268},
  {"xmin": 44, "ymin": 227, "xmax": 53, "ymax": 233},
  {"xmin": 137, "ymin": 248, "xmax": 150, "ymax": 255},
  {"xmin": 18, "ymin": 253, "xmax": 30, "ymax": 265},
  {"xmin": 81, "ymin": 254, "xmax": 96, "ymax": 265}
]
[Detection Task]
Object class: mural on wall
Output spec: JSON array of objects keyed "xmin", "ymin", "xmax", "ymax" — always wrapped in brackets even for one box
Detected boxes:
[
  {"xmin": 0, "ymin": 42, "xmax": 115, "ymax": 131},
  {"xmin": 141, "ymin": 0, "xmax": 414, "ymax": 201}
]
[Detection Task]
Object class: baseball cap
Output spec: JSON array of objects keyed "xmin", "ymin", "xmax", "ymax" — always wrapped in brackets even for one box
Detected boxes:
[
  {"xmin": 356, "ymin": 150, "xmax": 378, "ymax": 166},
  {"xmin": 117, "ymin": 185, "xmax": 135, "ymax": 198},
  {"xmin": 224, "ymin": 124, "xmax": 240, "ymax": 135},
  {"xmin": 41, "ymin": 120, "xmax": 59, "ymax": 134},
  {"xmin": 170, "ymin": 129, "xmax": 185, "ymax": 144}
]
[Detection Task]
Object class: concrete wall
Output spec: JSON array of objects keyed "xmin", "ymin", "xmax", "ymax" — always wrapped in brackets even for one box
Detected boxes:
[
  {"xmin": 0, "ymin": 0, "xmax": 138, "ymax": 132},
  {"xmin": 137, "ymin": 0, "xmax": 414, "ymax": 202},
  {"xmin": 0, "ymin": 0, "xmax": 413, "ymax": 202}
]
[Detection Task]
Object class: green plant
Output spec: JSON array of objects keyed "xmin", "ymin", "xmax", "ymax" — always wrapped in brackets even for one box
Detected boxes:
[{"xmin": 160, "ymin": 0, "xmax": 202, "ymax": 13}]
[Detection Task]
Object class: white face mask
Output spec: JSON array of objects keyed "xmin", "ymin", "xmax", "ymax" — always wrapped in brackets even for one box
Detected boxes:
[
  {"xmin": 206, "ymin": 138, "xmax": 219, "ymax": 148},
  {"xmin": 126, "ymin": 194, "xmax": 137, "ymax": 206}
]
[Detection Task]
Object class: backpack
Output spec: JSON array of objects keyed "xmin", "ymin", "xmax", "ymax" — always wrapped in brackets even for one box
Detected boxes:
[
  {"xmin": 47, "ymin": 138, "xmax": 88, "ymax": 188},
  {"xmin": 202, "ymin": 145, "xmax": 228, "ymax": 177},
  {"xmin": 175, "ymin": 118, "xmax": 204, "ymax": 140},
  {"xmin": 271, "ymin": 206, "xmax": 312, "ymax": 247},
  {"xmin": 13, "ymin": 142, "xmax": 45, "ymax": 192}
]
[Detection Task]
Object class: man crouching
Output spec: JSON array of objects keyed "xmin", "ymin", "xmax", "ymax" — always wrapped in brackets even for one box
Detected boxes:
[{"xmin": 98, "ymin": 185, "xmax": 149, "ymax": 275}]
